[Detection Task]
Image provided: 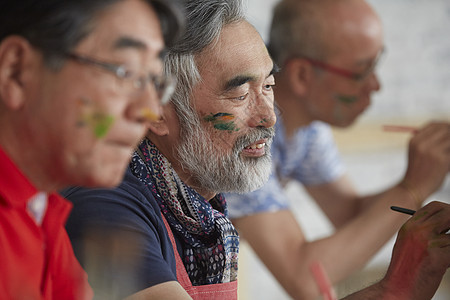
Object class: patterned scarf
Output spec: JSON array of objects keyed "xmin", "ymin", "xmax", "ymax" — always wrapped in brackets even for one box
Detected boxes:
[{"xmin": 129, "ymin": 138, "xmax": 239, "ymax": 285}]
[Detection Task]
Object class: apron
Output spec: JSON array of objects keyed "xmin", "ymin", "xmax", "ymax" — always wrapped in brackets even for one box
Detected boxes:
[{"xmin": 161, "ymin": 214, "xmax": 238, "ymax": 300}]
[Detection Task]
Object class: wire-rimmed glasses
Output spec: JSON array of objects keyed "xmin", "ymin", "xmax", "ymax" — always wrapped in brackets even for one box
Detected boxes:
[{"xmin": 65, "ymin": 52, "xmax": 175, "ymax": 105}]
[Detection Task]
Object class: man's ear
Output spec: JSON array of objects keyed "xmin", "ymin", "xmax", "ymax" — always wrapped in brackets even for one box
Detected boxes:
[
  {"xmin": 147, "ymin": 117, "xmax": 169, "ymax": 136},
  {"xmin": 147, "ymin": 104, "xmax": 177, "ymax": 136},
  {"xmin": 0, "ymin": 36, "xmax": 35, "ymax": 110},
  {"xmin": 285, "ymin": 58, "xmax": 313, "ymax": 96}
]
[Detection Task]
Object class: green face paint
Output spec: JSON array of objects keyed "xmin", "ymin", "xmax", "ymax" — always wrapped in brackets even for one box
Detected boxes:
[
  {"xmin": 77, "ymin": 97, "xmax": 115, "ymax": 138},
  {"xmin": 91, "ymin": 113, "xmax": 115, "ymax": 138},
  {"xmin": 336, "ymin": 94, "xmax": 358, "ymax": 104},
  {"xmin": 203, "ymin": 112, "xmax": 240, "ymax": 132}
]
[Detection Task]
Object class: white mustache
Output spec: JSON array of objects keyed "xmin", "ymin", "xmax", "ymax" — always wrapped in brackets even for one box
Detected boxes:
[{"xmin": 233, "ymin": 127, "xmax": 275, "ymax": 154}]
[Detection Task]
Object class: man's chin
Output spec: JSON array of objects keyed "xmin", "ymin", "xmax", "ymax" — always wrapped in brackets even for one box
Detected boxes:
[{"xmin": 219, "ymin": 159, "xmax": 272, "ymax": 194}]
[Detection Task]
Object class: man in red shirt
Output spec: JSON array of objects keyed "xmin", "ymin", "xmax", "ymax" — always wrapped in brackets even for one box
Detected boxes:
[{"xmin": 0, "ymin": 0, "xmax": 183, "ymax": 298}]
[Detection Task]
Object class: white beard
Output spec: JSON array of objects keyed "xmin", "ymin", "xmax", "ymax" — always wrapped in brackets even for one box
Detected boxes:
[{"xmin": 176, "ymin": 123, "xmax": 274, "ymax": 194}]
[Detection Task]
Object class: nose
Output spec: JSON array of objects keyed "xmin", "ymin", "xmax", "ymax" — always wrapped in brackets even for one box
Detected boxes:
[
  {"xmin": 127, "ymin": 84, "xmax": 163, "ymax": 123},
  {"xmin": 247, "ymin": 93, "xmax": 277, "ymax": 129},
  {"xmin": 365, "ymin": 71, "xmax": 381, "ymax": 92}
]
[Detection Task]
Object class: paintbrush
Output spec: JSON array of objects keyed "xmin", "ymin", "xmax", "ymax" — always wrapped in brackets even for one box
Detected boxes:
[
  {"xmin": 390, "ymin": 206, "xmax": 416, "ymax": 215},
  {"xmin": 310, "ymin": 261, "xmax": 337, "ymax": 300},
  {"xmin": 383, "ymin": 125, "xmax": 418, "ymax": 133}
]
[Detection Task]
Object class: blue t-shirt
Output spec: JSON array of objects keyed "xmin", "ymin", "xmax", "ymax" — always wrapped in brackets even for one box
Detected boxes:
[
  {"xmin": 225, "ymin": 119, "xmax": 345, "ymax": 218},
  {"xmin": 62, "ymin": 168, "xmax": 178, "ymax": 297}
]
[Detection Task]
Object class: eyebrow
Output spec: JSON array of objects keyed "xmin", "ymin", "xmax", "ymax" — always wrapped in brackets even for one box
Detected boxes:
[
  {"xmin": 223, "ymin": 75, "xmax": 255, "ymax": 92},
  {"xmin": 223, "ymin": 64, "xmax": 279, "ymax": 92},
  {"xmin": 112, "ymin": 36, "xmax": 167, "ymax": 63},
  {"xmin": 113, "ymin": 36, "xmax": 148, "ymax": 50}
]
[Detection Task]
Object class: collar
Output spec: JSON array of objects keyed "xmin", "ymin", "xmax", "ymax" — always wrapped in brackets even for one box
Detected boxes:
[
  {"xmin": 0, "ymin": 146, "xmax": 72, "ymax": 218},
  {"xmin": 0, "ymin": 146, "xmax": 37, "ymax": 208}
]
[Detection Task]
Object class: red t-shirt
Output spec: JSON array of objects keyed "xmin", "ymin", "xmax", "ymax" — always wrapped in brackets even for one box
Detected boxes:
[{"xmin": 0, "ymin": 147, "xmax": 93, "ymax": 299}]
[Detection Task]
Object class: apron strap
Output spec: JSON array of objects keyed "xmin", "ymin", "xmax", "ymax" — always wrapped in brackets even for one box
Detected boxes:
[
  {"xmin": 161, "ymin": 213, "xmax": 238, "ymax": 300},
  {"xmin": 161, "ymin": 213, "xmax": 193, "ymax": 288}
]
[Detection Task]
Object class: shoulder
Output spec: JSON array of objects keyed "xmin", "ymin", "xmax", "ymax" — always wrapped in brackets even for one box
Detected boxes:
[
  {"xmin": 295, "ymin": 121, "xmax": 335, "ymax": 149},
  {"xmin": 62, "ymin": 168, "xmax": 178, "ymax": 296},
  {"xmin": 62, "ymin": 167, "xmax": 163, "ymax": 234},
  {"xmin": 63, "ymin": 167, "xmax": 157, "ymax": 210},
  {"xmin": 301, "ymin": 121, "xmax": 333, "ymax": 138}
]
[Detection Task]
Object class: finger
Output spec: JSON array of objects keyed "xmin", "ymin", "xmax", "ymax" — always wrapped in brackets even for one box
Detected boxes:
[
  {"xmin": 412, "ymin": 124, "xmax": 450, "ymax": 149},
  {"xmin": 424, "ymin": 203, "xmax": 450, "ymax": 234},
  {"xmin": 410, "ymin": 202, "xmax": 450, "ymax": 229},
  {"xmin": 413, "ymin": 122, "xmax": 448, "ymax": 138}
]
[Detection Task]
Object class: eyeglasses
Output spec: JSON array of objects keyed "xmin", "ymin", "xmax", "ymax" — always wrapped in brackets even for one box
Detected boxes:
[
  {"xmin": 300, "ymin": 49, "xmax": 384, "ymax": 82},
  {"xmin": 65, "ymin": 52, "xmax": 175, "ymax": 105}
]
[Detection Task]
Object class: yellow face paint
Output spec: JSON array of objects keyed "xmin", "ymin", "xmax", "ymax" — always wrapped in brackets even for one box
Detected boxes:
[
  {"xmin": 140, "ymin": 108, "xmax": 160, "ymax": 121},
  {"xmin": 203, "ymin": 112, "xmax": 240, "ymax": 132}
]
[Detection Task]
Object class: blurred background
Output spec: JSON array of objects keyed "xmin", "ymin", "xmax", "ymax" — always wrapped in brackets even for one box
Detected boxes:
[{"xmin": 237, "ymin": 0, "xmax": 450, "ymax": 299}]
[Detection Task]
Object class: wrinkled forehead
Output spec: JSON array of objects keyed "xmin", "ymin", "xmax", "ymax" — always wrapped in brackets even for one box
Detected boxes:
[{"xmin": 195, "ymin": 21, "xmax": 273, "ymax": 87}]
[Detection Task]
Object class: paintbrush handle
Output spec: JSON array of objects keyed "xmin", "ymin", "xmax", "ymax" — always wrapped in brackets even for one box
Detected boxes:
[
  {"xmin": 310, "ymin": 261, "xmax": 337, "ymax": 300},
  {"xmin": 383, "ymin": 125, "xmax": 418, "ymax": 133},
  {"xmin": 391, "ymin": 206, "xmax": 416, "ymax": 215}
]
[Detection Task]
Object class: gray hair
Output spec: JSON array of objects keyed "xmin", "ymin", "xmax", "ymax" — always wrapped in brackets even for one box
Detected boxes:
[
  {"xmin": 268, "ymin": 0, "xmax": 329, "ymax": 66},
  {"xmin": 164, "ymin": 0, "xmax": 245, "ymax": 131}
]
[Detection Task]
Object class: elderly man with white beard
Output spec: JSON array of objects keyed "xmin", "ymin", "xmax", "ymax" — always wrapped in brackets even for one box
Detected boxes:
[
  {"xmin": 63, "ymin": 0, "xmax": 276, "ymax": 298},
  {"xmin": 62, "ymin": 0, "xmax": 450, "ymax": 299}
]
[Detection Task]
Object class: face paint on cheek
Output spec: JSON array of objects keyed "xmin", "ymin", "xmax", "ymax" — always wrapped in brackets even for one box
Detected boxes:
[
  {"xmin": 335, "ymin": 94, "xmax": 358, "ymax": 104},
  {"xmin": 332, "ymin": 94, "xmax": 359, "ymax": 123},
  {"xmin": 203, "ymin": 112, "xmax": 240, "ymax": 132},
  {"xmin": 91, "ymin": 113, "xmax": 115, "ymax": 138},
  {"xmin": 76, "ymin": 97, "xmax": 116, "ymax": 138}
]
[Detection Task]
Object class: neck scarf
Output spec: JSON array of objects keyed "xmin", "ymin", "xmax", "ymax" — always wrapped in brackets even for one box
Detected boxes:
[{"xmin": 130, "ymin": 139, "xmax": 239, "ymax": 285}]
